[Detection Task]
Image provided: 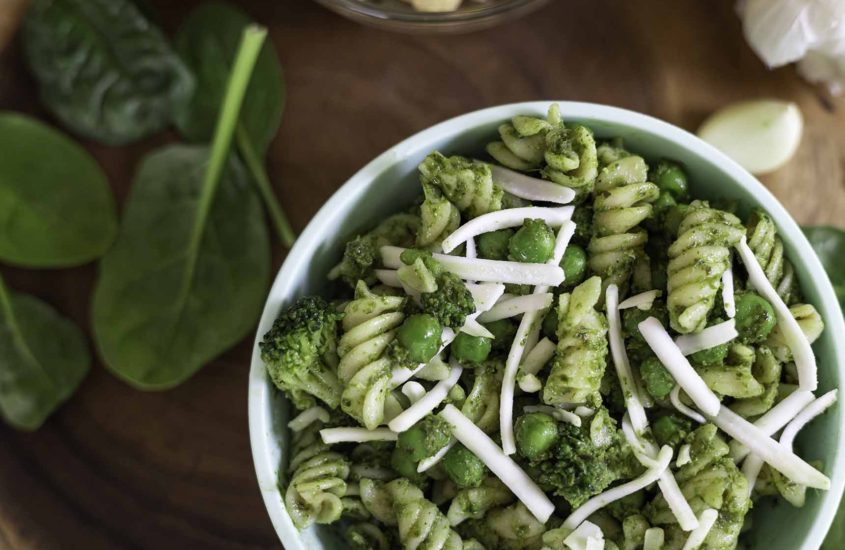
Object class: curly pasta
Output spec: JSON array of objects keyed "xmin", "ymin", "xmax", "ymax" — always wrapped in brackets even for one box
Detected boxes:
[
  {"xmin": 588, "ymin": 155, "xmax": 659, "ymax": 294},
  {"xmin": 697, "ymin": 343, "xmax": 765, "ymax": 398},
  {"xmin": 284, "ymin": 421, "xmax": 351, "ymax": 529},
  {"xmin": 484, "ymin": 502, "xmax": 547, "ymax": 549},
  {"xmin": 418, "ymin": 182, "xmax": 461, "ymax": 251},
  {"xmin": 729, "ymin": 344, "xmax": 782, "ymax": 418},
  {"xmin": 747, "ymin": 209, "xmax": 800, "ymax": 304},
  {"xmin": 767, "ymin": 303, "xmax": 824, "ymax": 362},
  {"xmin": 387, "ymin": 478, "xmax": 464, "ymax": 549},
  {"xmin": 419, "ymin": 152, "xmax": 503, "ymax": 219},
  {"xmin": 461, "ymin": 361, "xmax": 503, "ymax": 433},
  {"xmin": 542, "ymin": 123, "xmax": 599, "ymax": 200},
  {"xmin": 346, "ymin": 522, "xmax": 391, "ymax": 550},
  {"xmin": 667, "ymin": 201, "xmax": 745, "ymax": 334},
  {"xmin": 338, "ymin": 282, "xmax": 406, "ymax": 429},
  {"xmin": 447, "ymin": 477, "xmax": 514, "ymax": 526},
  {"xmin": 543, "ymin": 276, "xmax": 609, "ymax": 405}
]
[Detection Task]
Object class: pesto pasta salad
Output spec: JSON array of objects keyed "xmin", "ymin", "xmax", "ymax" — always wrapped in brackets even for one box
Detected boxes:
[{"xmin": 260, "ymin": 104, "xmax": 835, "ymax": 550}]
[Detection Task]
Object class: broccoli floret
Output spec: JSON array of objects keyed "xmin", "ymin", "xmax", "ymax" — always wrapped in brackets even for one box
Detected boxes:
[
  {"xmin": 337, "ymin": 237, "xmax": 376, "ymax": 286},
  {"xmin": 524, "ymin": 411, "xmax": 642, "ymax": 508},
  {"xmin": 259, "ymin": 296, "xmax": 343, "ymax": 410},
  {"xmin": 639, "ymin": 356, "xmax": 675, "ymax": 400},
  {"xmin": 332, "ymin": 213, "xmax": 420, "ymax": 287},
  {"xmin": 399, "ymin": 249, "xmax": 476, "ymax": 329}
]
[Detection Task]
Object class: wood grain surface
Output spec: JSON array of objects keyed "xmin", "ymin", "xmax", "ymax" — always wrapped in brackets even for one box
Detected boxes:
[{"xmin": 0, "ymin": 0, "xmax": 843, "ymax": 548}]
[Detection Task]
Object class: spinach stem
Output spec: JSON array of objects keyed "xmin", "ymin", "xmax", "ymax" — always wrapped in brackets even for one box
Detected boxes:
[
  {"xmin": 236, "ymin": 123, "xmax": 296, "ymax": 248},
  {"xmin": 188, "ymin": 25, "xmax": 266, "ymax": 274}
]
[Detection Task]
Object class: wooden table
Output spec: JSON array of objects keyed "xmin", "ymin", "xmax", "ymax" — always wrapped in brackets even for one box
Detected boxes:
[{"xmin": 0, "ymin": 0, "xmax": 843, "ymax": 547}]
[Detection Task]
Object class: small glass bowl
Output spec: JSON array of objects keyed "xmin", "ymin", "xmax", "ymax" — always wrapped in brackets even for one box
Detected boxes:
[{"xmin": 313, "ymin": 0, "xmax": 551, "ymax": 33}]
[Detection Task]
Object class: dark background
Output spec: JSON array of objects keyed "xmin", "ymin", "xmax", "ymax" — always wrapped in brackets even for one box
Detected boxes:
[{"xmin": 0, "ymin": 0, "xmax": 843, "ymax": 547}]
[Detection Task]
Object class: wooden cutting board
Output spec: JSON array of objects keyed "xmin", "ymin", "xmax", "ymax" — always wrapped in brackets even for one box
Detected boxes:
[{"xmin": 0, "ymin": 0, "xmax": 842, "ymax": 547}]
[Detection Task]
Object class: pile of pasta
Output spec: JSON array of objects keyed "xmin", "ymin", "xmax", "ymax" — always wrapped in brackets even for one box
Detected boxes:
[{"xmin": 266, "ymin": 105, "xmax": 835, "ymax": 550}]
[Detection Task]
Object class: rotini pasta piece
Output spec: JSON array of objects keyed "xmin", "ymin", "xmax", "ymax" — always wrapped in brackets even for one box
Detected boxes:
[
  {"xmin": 696, "ymin": 343, "xmax": 765, "ymax": 399},
  {"xmin": 346, "ymin": 522, "xmax": 391, "ymax": 550},
  {"xmin": 419, "ymin": 152, "xmax": 503, "ymax": 219},
  {"xmin": 447, "ymin": 476, "xmax": 514, "ymax": 526},
  {"xmin": 284, "ymin": 421, "xmax": 351, "ymax": 529},
  {"xmin": 386, "ymin": 477, "xmax": 464, "ymax": 549},
  {"xmin": 767, "ymin": 303, "xmax": 824, "ymax": 362},
  {"xmin": 418, "ymin": 182, "xmax": 461, "ymax": 251},
  {"xmin": 666, "ymin": 201, "xmax": 745, "ymax": 334},
  {"xmin": 746, "ymin": 209, "xmax": 800, "ymax": 304},
  {"xmin": 485, "ymin": 502, "xmax": 547, "ymax": 549},
  {"xmin": 486, "ymin": 110, "xmax": 554, "ymax": 171},
  {"xmin": 597, "ymin": 138, "xmax": 632, "ymax": 168},
  {"xmin": 338, "ymin": 282, "xmax": 406, "ymax": 429},
  {"xmin": 730, "ymin": 345, "xmax": 782, "ymax": 418},
  {"xmin": 360, "ymin": 478, "xmax": 398, "ymax": 525},
  {"xmin": 544, "ymin": 276, "xmax": 609, "ymax": 405},
  {"xmin": 588, "ymin": 155, "xmax": 660, "ymax": 294},
  {"xmin": 461, "ymin": 360, "xmax": 503, "ymax": 433},
  {"xmin": 542, "ymin": 124, "xmax": 599, "ymax": 201}
]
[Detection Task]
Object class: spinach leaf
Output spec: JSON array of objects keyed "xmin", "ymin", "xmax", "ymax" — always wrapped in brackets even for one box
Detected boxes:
[
  {"xmin": 23, "ymin": 0, "xmax": 194, "ymax": 145},
  {"xmin": 174, "ymin": 1, "xmax": 284, "ymax": 154},
  {"xmin": 0, "ymin": 275, "xmax": 90, "ymax": 430},
  {"xmin": 91, "ymin": 27, "xmax": 271, "ymax": 389},
  {"xmin": 174, "ymin": 1, "xmax": 295, "ymax": 248},
  {"xmin": 803, "ymin": 226, "xmax": 845, "ymax": 312},
  {"xmin": 0, "ymin": 113, "xmax": 117, "ymax": 267}
]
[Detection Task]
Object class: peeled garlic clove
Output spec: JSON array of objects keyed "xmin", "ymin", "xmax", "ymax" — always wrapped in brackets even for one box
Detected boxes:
[{"xmin": 697, "ymin": 100, "xmax": 803, "ymax": 175}]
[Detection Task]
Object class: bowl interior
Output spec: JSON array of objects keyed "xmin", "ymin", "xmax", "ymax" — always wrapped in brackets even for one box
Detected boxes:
[{"xmin": 249, "ymin": 102, "xmax": 845, "ymax": 550}]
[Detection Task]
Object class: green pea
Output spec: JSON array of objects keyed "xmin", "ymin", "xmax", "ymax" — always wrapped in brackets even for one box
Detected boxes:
[
  {"xmin": 397, "ymin": 419, "xmax": 451, "ymax": 462},
  {"xmin": 689, "ymin": 342, "xmax": 729, "ymax": 367},
  {"xmin": 484, "ymin": 319, "xmax": 517, "ymax": 351},
  {"xmin": 542, "ymin": 309, "xmax": 559, "ymax": 341},
  {"xmin": 650, "ymin": 160, "xmax": 688, "ymax": 199},
  {"xmin": 735, "ymin": 292, "xmax": 777, "ymax": 344},
  {"xmin": 478, "ymin": 229, "xmax": 514, "ymax": 260},
  {"xmin": 452, "ymin": 331, "xmax": 492, "ymax": 364},
  {"xmin": 397, "ymin": 314, "xmax": 443, "ymax": 363},
  {"xmin": 652, "ymin": 414, "xmax": 692, "ymax": 448},
  {"xmin": 640, "ymin": 356, "xmax": 674, "ymax": 400},
  {"xmin": 560, "ymin": 244, "xmax": 587, "ymax": 289},
  {"xmin": 509, "ymin": 219, "xmax": 555, "ymax": 263},
  {"xmin": 390, "ymin": 447, "xmax": 423, "ymax": 482},
  {"xmin": 653, "ymin": 190, "xmax": 677, "ymax": 215},
  {"xmin": 442, "ymin": 444, "xmax": 486, "ymax": 488},
  {"xmin": 515, "ymin": 412, "xmax": 558, "ymax": 460}
]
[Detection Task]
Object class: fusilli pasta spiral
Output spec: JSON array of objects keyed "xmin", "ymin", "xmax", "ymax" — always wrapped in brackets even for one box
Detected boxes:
[
  {"xmin": 447, "ymin": 476, "xmax": 514, "ymax": 526},
  {"xmin": 346, "ymin": 522, "xmax": 391, "ymax": 550},
  {"xmin": 747, "ymin": 209, "xmax": 800, "ymax": 304},
  {"xmin": 767, "ymin": 303, "xmax": 824, "ymax": 362},
  {"xmin": 338, "ymin": 282, "xmax": 406, "ymax": 429},
  {"xmin": 729, "ymin": 344, "xmax": 782, "ymax": 417},
  {"xmin": 284, "ymin": 421, "xmax": 351, "ymax": 529},
  {"xmin": 387, "ymin": 478, "xmax": 464, "ymax": 549},
  {"xmin": 418, "ymin": 182, "xmax": 461, "ymax": 250},
  {"xmin": 588, "ymin": 155, "xmax": 659, "ymax": 294},
  {"xmin": 697, "ymin": 343, "xmax": 765, "ymax": 398},
  {"xmin": 667, "ymin": 201, "xmax": 744, "ymax": 334},
  {"xmin": 543, "ymin": 276, "xmax": 609, "ymax": 405},
  {"xmin": 461, "ymin": 361, "xmax": 503, "ymax": 433},
  {"xmin": 419, "ymin": 152, "xmax": 503, "ymax": 219}
]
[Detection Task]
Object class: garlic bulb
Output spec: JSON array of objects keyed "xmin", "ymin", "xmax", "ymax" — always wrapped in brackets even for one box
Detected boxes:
[{"xmin": 698, "ymin": 100, "xmax": 803, "ymax": 175}]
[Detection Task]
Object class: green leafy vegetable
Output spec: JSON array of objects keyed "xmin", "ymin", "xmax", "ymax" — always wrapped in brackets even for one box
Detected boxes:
[
  {"xmin": 0, "ymin": 113, "xmax": 117, "ymax": 267},
  {"xmin": 22, "ymin": 0, "xmax": 193, "ymax": 145},
  {"xmin": 174, "ymin": 1, "xmax": 294, "ymax": 247},
  {"xmin": 803, "ymin": 226, "xmax": 845, "ymax": 311},
  {"xmin": 91, "ymin": 26, "xmax": 271, "ymax": 389},
  {"xmin": 0, "ymin": 274, "xmax": 90, "ymax": 430}
]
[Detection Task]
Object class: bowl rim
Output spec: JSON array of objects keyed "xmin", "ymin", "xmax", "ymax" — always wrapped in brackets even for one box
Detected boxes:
[{"xmin": 248, "ymin": 100, "xmax": 845, "ymax": 549}]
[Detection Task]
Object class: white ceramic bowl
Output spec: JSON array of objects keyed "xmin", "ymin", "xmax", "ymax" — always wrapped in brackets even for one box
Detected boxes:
[{"xmin": 248, "ymin": 101, "xmax": 845, "ymax": 550}]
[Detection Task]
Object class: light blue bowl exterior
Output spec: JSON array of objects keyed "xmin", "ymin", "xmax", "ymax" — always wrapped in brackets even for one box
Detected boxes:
[{"xmin": 248, "ymin": 101, "xmax": 845, "ymax": 550}]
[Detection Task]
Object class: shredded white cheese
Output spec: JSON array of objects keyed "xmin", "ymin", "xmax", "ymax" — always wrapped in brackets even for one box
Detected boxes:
[
  {"xmin": 722, "ymin": 268, "xmax": 736, "ymax": 318},
  {"xmin": 729, "ymin": 390, "xmax": 815, "ymax": 461},
  {"xmin": 676, "ymin": 444, "xmax": 692, "ymax": 467},
  {"xmin": 389, "ymin": 363, "xmax": 463, "ymax": 433},
  {"xmin": 574, "ymin": 406, "xmax": 595, "ymax": 418},
  {"xmin": 670, "ymin": 385, "xmax": 706, "ymax": 424},
  {"xmin": 490, "ymin": 164, "xmax": 577, "ymax": 204},
  {"xmin": 682, "ymin": 509, "xmax": 719, "ymax": 550},
  {"xmin": 618, "ymin": 290, "xmax": 661, "ymax": 311},
  {"xmin": 465, "ymin": 283, "xmax": 507, "ymax": 313},
  {"xmin": 465, "ymin": 236, "xmax": 477, "ymax": 284},
  {"xmin": 518, "ymin": 373, "xmax": 543, "ymax": 393},
  {"xmin": 401, "ymin": 381, "xmax": 426, "ymax": 404},
  {"xmin": 320, "ymin": 427, "xmax": 398, "ymax": 444},
  {"xmin": 639, "ymin": 317, "xmax": 721, "ymax": 417},
  {"xmin": 500, "ymin": 221, "xmax": 576, "ymax": 456},
  {"xmin": 781, "ymin": 389, "xmax": 838, "ymax": 450},
  {"xmin": 741, "ymin": 455, "xmax": 765, "ymax": 497},
  {"xmin": 562, "ymin": 446, "xmax": 673, "ymax": 530},
  {"xmin": 288, "ymin": 406, "xmax": 330, "ymax": 432},
  {"xmin": 523, "ymin": 405, "xmax": 582, "ymax": 427},
  {"xmin": 521, "ymin": 337, "xmax": 556, "ymax": 375},
  {"xmin": 673, "ymin": 319, "xmax": 738, "ymax": 356},
  {"xmin": 737, "ymin": 237, "xmax": 817, "ymax": 391},
  {"xmin": 390, "ymin": 328, "xmax": 456, "ymax": 387},
  {"xmin": 564, "ymin": 520, "xmax": 605, "ymax": 550},
  {"xmin": 442, "ymin": 404, "xmax": 555, "ymax": 523},
  {"xmin": 478, "ymin": 293, "xmax": 554, "ymax": 323},
  {"xmin": 607, "ymin": 285, "xmax": 649, "ymax": 433},
  {"xmin": 374, "ymin": 269, "xmax": 402, "ymax": 288},
  {"xmin": 441, "ymin": 206, "xmax": 574, "ymax": 253},
  {"xmin": 381, "ymin": 246, "xmax": 565, "ymax": 286},
  {"xmin": 460, "ymin": 318, "xmax": 495, "ymax": 338},
  {"xmin": 708, "ymin": 405, "xmax": 830, "ymax": 489},
  {"xmin": 417, "ymin": 439, "xmax": 456, "ymax": 473},
  {"xmin": 643, "ymin": 528, "xmax": 665, "ymax": 550}
]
